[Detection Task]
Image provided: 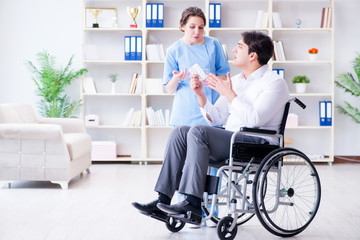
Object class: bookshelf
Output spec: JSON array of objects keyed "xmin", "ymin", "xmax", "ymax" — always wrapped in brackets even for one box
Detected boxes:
[{"xmin": 81, "ymin": 0, "xmax": 334, "ymax": 163}]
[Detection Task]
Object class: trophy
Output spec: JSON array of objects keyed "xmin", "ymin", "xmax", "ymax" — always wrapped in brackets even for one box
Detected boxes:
[
  {"xmin": 91, "ymin": 9, "xmax": 101, "ymax": 28},
  {"xmin": 127, "ymin": 6, "xmax": 141, "ymax": 28}
]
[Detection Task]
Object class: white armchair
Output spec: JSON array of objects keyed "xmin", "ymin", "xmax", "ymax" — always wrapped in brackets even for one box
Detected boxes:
[{"xmin": 0, "ymin": 104, "xmax": 92, "ymax": 189}]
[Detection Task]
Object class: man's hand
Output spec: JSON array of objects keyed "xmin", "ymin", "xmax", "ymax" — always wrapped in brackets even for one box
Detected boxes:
[
  {"xmin": 206, "ymin": 72, "xmax": 237, "ymax": 103},
  {"xmin": 190, "ymin": 74, "xmax": 204, "ymax": 96}
]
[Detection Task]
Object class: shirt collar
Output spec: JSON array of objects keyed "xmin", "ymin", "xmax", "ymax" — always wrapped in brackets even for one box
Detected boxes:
[{"xmin": 240, "ymin": 65, "xmax": 267, "ymax": 81}]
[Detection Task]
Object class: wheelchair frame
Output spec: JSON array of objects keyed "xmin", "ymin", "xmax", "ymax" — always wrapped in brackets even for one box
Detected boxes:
[{"xmin": 164, "ymin": 98, "xmax": 321, "ymax": 240}]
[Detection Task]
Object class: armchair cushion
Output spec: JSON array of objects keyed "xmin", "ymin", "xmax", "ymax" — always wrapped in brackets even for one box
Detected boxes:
[
  {"xmin": 0, "ymin": 123, "xmax": 63, "ymax": 140},
  {"xmin": 63, "ymin": 133, "xmax": 92, "ymax": 161}
]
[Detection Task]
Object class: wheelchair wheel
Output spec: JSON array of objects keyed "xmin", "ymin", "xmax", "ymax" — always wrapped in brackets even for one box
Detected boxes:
[
  {"xmin": 202, "ymin": 170, "xmax": 255, "ymax": 225},
  {"xmin": 253, "ymin": 148, "xmax": 321, "ymax": 237},
  {"xmin": 217, "ymin": 216, "xmax": 238, "ymax": 240},
  {"xmin": 165, "ymin": 216, "xmax": 185, "ymax": 232}
]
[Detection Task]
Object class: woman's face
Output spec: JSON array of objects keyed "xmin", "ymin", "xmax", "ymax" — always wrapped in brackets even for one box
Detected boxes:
[{"xmin": 181, "ymin": 16, "xmax": 205, "ymax": 45}]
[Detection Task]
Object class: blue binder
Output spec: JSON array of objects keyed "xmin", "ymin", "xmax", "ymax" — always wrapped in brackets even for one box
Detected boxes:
[
  {"xmin": 124, "ymin": 36, "xmax": 130, "ymax": 61},
  {"xmin": 319, "ymin": 101, "xmax": 326, "ymax": 126},
  {"xmin": 272, "ymin": 68, "xmax": 285, "ymax": 79},
  {"xmin": 215, "ymin": 3, "xmax": 221, "ymax": 28},
  {"xmin": 130, "ymin": 36, "xmax": 136, "ymax": 60},
  {"xmin": 146, "ymin": 3, "xmax": 152, "ymax": 27},
  {"xmin": 158, "ymin": 3, "xmax": 164, "ymax": 28},
  {"xmin": 326, "ymin": 101, "xmax": 332, "ymax": 126},
  {"xmin": 209, "ymin": 3, "xmax": 215, "ymax": 27},
  {"xmin": 136, "ymin": 36, "xmax": 142, "ymax": 61},
  {"xmin": 152, "ymin": 3, "xmax": 158, "ymax": 27}
]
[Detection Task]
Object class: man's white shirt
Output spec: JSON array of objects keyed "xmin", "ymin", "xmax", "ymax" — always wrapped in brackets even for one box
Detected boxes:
[{"xmin": 200, "ymin": 65, "xmax": 289, "ymax": 145}]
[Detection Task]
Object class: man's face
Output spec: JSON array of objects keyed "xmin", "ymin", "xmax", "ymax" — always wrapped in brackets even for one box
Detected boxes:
[{"xmin": 232, "ymin": 40, "xmax": 251, "ymax": 68}]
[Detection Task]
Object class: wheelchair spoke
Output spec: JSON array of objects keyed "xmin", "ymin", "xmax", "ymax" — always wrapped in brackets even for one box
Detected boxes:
[{"xmin": 253, "ymin": 148, "xmax": 321, "ymax": 237}]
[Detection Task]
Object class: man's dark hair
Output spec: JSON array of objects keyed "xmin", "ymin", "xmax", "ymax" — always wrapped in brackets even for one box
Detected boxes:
[
  {"xmin": 241, "ymin": 31, "xmax": 274, "ymax": 66},
  {"xmin": 179, "ymin": 7, "xmax": 206, "ymax": 32}
]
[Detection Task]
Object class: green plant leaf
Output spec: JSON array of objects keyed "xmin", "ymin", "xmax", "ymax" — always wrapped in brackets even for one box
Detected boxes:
[{"xmin": 26, "ymin": 50, "xmax": 87, "ymax": 118}]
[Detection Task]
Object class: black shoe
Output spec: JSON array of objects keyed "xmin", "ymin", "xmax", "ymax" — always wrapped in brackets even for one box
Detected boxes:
[
  {"xmin": 132, "ymin": 199, "xmax": 165, "ymax": 215},
  {"xmin": 157, "ymin": 200, "xmax": 202, "ymax": 216}
]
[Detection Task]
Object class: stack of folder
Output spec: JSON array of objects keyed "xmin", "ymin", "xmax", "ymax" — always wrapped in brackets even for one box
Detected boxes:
[
  {"xmin": 146, "ymin": 3, "xmax": 164, "ymax": 27},
  {"xmin": 209, "ymin": 3, "xmax": 221, "ymax": 28},
  {"xmin": 124, "ymin": 36, "xmax": 142, "ymax": 61},
  {"xmin": 319, "ymin": 101, "xmax": 332, "ymax": 126}
]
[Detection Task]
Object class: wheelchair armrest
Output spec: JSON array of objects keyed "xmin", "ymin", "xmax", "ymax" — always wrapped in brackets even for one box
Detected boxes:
[{"xmin": 240, "ymin": 127, "xmax": 277, "ymax": 135}]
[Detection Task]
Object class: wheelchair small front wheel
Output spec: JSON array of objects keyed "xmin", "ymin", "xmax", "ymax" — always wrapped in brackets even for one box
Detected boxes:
[
  {"xmin": 165, "ymin": 216, "xmax": 186, "ymax": 232},
  {"xmin": 217, "ymin": 216, "xmax": 238, "ymax": 240}
]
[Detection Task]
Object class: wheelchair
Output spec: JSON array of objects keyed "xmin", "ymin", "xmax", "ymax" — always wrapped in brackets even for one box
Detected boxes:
[{"xmin": 163, "ymin": 98, "xmax": 321, "ymax": 240}]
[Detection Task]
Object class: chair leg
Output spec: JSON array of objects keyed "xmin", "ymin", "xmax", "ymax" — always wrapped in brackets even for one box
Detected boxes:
[{"xmin": 51, "ymin": 181, "xmax": 68, "ymax": 190}]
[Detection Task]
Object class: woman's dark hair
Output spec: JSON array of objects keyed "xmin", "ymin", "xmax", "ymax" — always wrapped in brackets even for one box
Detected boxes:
[
  {"xmin": 179, "ymin": 7, "xmax": 206, "ymax": 32},
  {"xmin": 241, "ymin": 31, "xmax": 274, "ymax": 65}
]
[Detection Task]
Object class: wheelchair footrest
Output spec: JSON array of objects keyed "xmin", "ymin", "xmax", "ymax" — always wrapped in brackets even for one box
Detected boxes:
[
  {"xmin": 168, "ymin": 211, "xmax": 202, "ymax": 226},
  {"xmin": 139, "ymin": 210, "xmax": 169, "ymax": 223}
]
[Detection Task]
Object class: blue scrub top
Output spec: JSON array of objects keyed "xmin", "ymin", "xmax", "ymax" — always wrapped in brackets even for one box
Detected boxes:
[{"xmin": 163, "ymin": 36, "xmax": 230, "ymax": 126}]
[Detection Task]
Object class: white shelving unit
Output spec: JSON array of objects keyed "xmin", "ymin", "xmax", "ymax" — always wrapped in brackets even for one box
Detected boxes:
[{"xmin": 81, "ymin": 0, "xmax": 334, "ymax": 163}]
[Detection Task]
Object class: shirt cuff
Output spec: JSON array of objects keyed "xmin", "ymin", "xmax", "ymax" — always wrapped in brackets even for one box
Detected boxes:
[{"xmin": 199, "ymin": 101, "xmax": 214, "ymax": 125}]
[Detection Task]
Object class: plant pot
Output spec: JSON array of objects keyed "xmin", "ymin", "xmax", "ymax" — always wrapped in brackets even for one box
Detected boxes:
[
  {"xmin": 309, "ymin": 54, "xmax": 317, "ymax": 61},
  {"xmin": 111, "ymin": 83, "xmax": 116, "ymax": 94},
  {"xmin": 295, "ymin": 83, "xmax": 307, "ymax": 93}
]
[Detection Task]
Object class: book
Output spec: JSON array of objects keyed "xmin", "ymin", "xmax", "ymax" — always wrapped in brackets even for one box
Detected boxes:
[
  {"xmin": 255, "ymin": 10, "xmax": 263, "ymax": 28},
  {"xmin": 122, "ymin": 108, "xmax": 134, "ymax": 126},
  {"xmin": 323, "ymin": 8, "xmax": 329, "ymax": 28},
  {"xmin": 82, "ymin": 77, "xmax": 97, "ymax": 94},
  {"xmin": 260, "ymin": 12, "xmax": 268, "ymax": 28},
  {"xmin": 145, "ymin": 107, "xmax": 155, "ymax": 126},
  {"xmin": 277, "ymin": 41, "xmax": 286, "ymax": 61},
  {"xmin": 128, "ymin": 73, "xmax": 139, "ymax": 94},
  {"xmin": 326, "ymin": 8, "xmax": 332, "ymax": 28},
  {"xmin": 165, "ymin": 109, "xmax": 170, "ymax": 126},
  {"xmin": 146, "ymin": 44, "xmax": 165, "ymax": 61},
  {"xmin": 320, "ymin": 8, "xmax": 326, "ymax": 28},
  {"xmin": 135, "ymin": 75, "xmax": 142, "ymax": 94},
  {"xmin": 129, "ymin": 110, "xmax": 142, "ymax": 127},
  {"xmin": 273, "ymin": 40, "xmax": 279, "ymax": 61},
  {"xmin": 272, "ymin": 12, "xmax": 282, "ymax": 28}
]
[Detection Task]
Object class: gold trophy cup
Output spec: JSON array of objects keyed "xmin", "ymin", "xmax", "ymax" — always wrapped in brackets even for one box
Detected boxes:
[
  {"xmin": 127, "ymin": 6, "xmax": 141, "ymax": 28},
  {"xmin": 91, "ymin": 9, "xmax": 101, "ymax": 28}
]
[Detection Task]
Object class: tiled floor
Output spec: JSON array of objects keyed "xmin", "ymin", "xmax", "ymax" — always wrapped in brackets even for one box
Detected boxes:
[{"xmin": 0, "ymin": 163, "xmax": 359, "ymax": 240}]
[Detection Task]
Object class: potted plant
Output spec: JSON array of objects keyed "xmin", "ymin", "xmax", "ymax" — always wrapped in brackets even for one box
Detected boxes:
[
  {"xmin": 109, "ymin": 73, "xmax": 119, "ymax": 94},
  {"xmin": 26, "ymin": 50, "xmax": 87, "ymax": 118},
  {"xmin": 308, "ymin": 48, "xmax": 318, "ymax": 61},
  {"xmin": 335, "ymin": 53, "xmax": 360, "ymax": 123},
  {"xmin": 292, "ymin": 75, "xmax": 310, "ymax": 93}
]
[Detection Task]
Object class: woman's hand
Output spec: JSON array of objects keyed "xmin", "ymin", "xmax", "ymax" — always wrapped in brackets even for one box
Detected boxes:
[
  {"xmin": 190, "ymin": 74, "xmax": 204, "ymax": 96},
  {"xmin": 173, "ymin": 68, "xmax": 190, "ymax": 82}
]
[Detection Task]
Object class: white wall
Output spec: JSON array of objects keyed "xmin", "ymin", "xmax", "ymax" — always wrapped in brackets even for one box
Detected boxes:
[
  {"xmin": 0, "ymin": 0, "xmax": 82, "ymax": 106},
  {"xmin": 0, "ymin": 0, "xmax": 359, "ymax": 155}
]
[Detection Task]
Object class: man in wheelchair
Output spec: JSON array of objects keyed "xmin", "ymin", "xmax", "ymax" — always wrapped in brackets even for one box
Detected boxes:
[{"xmin": 133, "ymin": 31, "xmax": 289, "ymax": 225}]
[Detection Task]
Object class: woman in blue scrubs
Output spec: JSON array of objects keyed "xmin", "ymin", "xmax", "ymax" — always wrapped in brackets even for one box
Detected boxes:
[
  {"xmin": 163, "ymin": 7, "xmax": 229, "ymax": 225},
  {"xmin": 163, "ymin": 7, "xmax": 230, "ymax": 126}
]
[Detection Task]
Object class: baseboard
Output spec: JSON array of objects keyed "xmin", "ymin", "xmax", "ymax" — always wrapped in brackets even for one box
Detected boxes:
[{"xmin": 334, "ymin": 156, "xmax": 360, "ymax": 163}]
